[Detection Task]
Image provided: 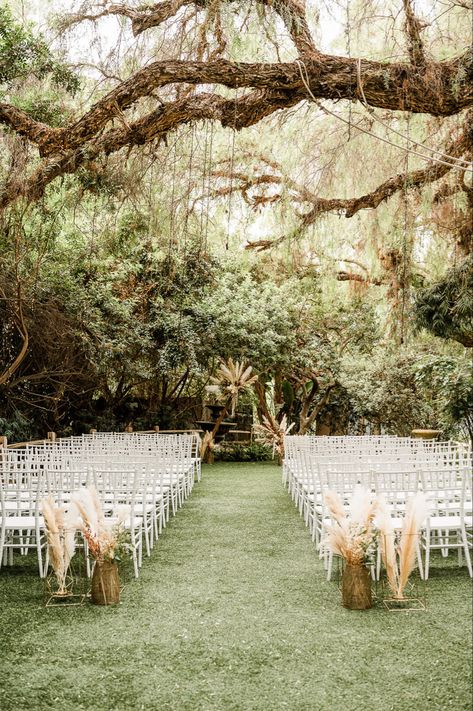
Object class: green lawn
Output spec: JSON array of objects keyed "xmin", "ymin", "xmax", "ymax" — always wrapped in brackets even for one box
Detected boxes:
[{"xmin": 0, "ymin": 462, "xmax": 471, "ymax": 711}]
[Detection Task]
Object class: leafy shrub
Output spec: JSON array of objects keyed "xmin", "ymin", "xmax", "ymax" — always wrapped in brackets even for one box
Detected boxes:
[
  {"xmin": 415, "ymin": 255, "xmax": 473, "ymax": 347},
  {"xmin": 214, "ymin": 442, "xmax": 273, "ymax": 462},
  {"xmin": 0, "ymin": 5, "xmax": 79, "ymax": 94},
  {"xmin": 0, "ymin": 414, "xmax": 34, "ymax": 443}
]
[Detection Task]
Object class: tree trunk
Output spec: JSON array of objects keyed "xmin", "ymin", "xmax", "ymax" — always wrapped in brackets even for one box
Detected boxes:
[
  {"xmin": 201, "ymin": 401, "xmax": 230, "ymax": 463},
  {"xmin": 297, "ymin": 382, "xmax": 336, "ymax": 434}
]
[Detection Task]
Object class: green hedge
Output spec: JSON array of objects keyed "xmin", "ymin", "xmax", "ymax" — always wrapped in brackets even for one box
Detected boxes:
[{"xmin": 213, "ymin": 442, "xmax": 273, "ymax": 462}]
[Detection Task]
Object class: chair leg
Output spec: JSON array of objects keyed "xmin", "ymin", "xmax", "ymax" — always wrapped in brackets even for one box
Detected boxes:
[
  {"xmin": 440, "ymin": 531, "xmax": 449, "ymax": 557},
  {"xmin": 461, "ymin": 526, "xmax": 472, "ymax": 577},
  {"xmin": 376, "ymin": 546, "xmax": 382, "ymax": 582},
  {"xmin": 149, "ymin": 514, "xmax": 155, "ymax": 549},
  {"xmin": 143, "ymin": 522, "xmax": 151, "ymax": 557},
  {"xmin": 311, "ymin": 516, "xmax": 317, "ymax": 542},
  {"xmin": 138, "ymin": 535, "xmax": 143, "ymax": 568},
  {"xmin": 415, "ymin": 538, "xmax": 424, "ymax": 580},
  {"xmin": 326, "ymin": 550, "xmax": 333, "ymax": 581},
  {"xmin": 132, "ymin": 547, "xmax": 139, "ymax": 578},
  {"xmin": 84, "ymin": 541, "xmax": 91, "ymax": 577},
  {"xmin": 37, "ymin": 541, "xmax": 44, "ymax": 578},
  {"xmin": 159, "ymin": 501, "xmax": 165, "ymax": 532},
  {"xmin": 0, "ymin": 528, "xmax": 5, "ymax": 570},
  {"xmin": 424, "ymin": 529, "xmax": 431, "ymax": 580}
]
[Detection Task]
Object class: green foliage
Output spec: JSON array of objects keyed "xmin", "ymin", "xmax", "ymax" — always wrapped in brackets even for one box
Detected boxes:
[
  {"xmin": 338, "ymin": 346, "xmax": 472, "ymax": 440},
  {"xmin": 11, "ymin": 95, "xmax": 71, "ymax": 126},
  {"xmin": 0, "ymin": 413, "xmax": 33, "ymax": 442},
  {"xmin": 214, "ymin": 442, "xmax": 273, "ymax": 462},
  {"xmin": 0, "ymin": 5, "xmax": 79, "ymax": 94},
  {"xmin": 76, "ymin": 165, "xmax": 126, "ymax": 196},
  {"xmin": 415, "ymin": 255, "xmax": 473, "ymax": 347},
  {"xmin": 1, "ymin": 198, "xmax": 468, "ymax": 442},
  {"xmin": 282, "ymin": 380, "xmax": 294, "ymax": 407},
  {"xmin": 414, "ymin": 354, "xmax": 473, "ymax": 441},
  {"xmin": 340, "ymin": 349, "xmax": 432, "ymax": 436},
  {"xmin": 196, "ymin": 268, "xmax": 302, "ymax": 371}
]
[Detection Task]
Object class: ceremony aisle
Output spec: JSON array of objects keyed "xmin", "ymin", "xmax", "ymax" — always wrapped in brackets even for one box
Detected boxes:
[{"xmin": 0, "ymin": 462, "xmax": 471, "ymax": 711}]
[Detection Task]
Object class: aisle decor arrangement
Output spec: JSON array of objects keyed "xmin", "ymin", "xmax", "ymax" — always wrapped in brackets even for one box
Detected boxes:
[
  {"xmin": 73, "ymin": 487, "xmax": 131, "ymax": 606},
  {"xmin": 323, "ymin": 487, "xmax": 378, "ymax": 610},
  {"xmin": 376, "ymin": 492, "xmax": 429, "ymax": 610},
  {"xmin": 42, "ymin": 488, "xmax": 131, "ymax": 606},
  {"xmin": 41, "ymin": 496, "xmax": 83, "ymax": 605},
  {"xmin": 254, "ymin": 414, "xmax": 295, "ymax": 462},
  {"xmin": 201, "ymin": 358, "xmax": 257, "ymax": 462},
  {"xmin": 323, "ymin": 487, "xmax": 429, "ymax": 610},
  {"xmin": 210, "ymin": 358, "xmax": 258, "ymax": 418}
]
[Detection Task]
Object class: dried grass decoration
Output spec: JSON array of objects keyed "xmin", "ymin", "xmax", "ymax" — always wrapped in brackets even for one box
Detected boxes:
[
  {"xmin": 210, "ymin": 358, "xmax": 258, "ymax": 417},
  {"xmin": 254, "ymin": 414, "xmax": 295, "ymax": 461},
  {"xmin": 42, "ymin": 496, "xmax": 81, "ymax": 601},
  {"xmin": 323, "ymin": 487, "xmax": 378, "ymax": 610},
  {"xmin": 376, "ymin": 492, "xmax": 428, "ymax": 608},
  {"xmin": 72, "ymin": 488, "xmax": 131, "ymax": 605}
]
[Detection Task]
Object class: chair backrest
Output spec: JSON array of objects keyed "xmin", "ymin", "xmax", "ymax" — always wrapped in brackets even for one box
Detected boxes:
[{"xmin": 1, "ymin": 431, "xmax": 201, "ymax": 520}]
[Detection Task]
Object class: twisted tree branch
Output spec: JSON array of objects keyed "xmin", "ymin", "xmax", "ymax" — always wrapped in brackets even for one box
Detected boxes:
[
  {"xmin": 245, "ymin": 112, "xmax": 472, "ymax": 251},
  {"xmin": 1, "ymin": 50, "xmax": 471, "ymax": 160},
  {"xmin": 402, "ymin": 0, "xmax": 428, "ymax": 66}
]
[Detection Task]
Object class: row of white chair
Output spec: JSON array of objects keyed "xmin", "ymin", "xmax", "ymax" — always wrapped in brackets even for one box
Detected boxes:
[
  {"xmin": 283, "ymin": 435, "xmax": 473, "ymax": 581},
  {"xmin": 21, "ymin": 432, "xmax": 201, "ymax": 479},
  {"xmin": 0, "ymin": 432, "xmax": 201, "ymax": 579}
]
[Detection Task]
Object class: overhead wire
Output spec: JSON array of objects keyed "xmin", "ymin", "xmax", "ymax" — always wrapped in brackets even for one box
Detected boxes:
[
  {"xmin": 204, "ymin": 118, "xmax": 215, "ymax": 255},
  {"xmin": 355, "ymin": 58, "xmax": 472, "ymax": 169},
  {"xmin": 199, "ymin": 118, "xmax": 210, "ymax": 253},
  {"xmin": 295, "ymin": 58, "xmax": 473, "ymax": 173},
  {"xmin": 400, "ymin": 112, "xmax": 410, "ymax": 345},
  {"xmin": 183, "ymin": 123, "xmax": 196, "ymax": 253},
  {"xmin": 345, "ymin": 1, "xmax": 352, "ymax": 142},
  {"xmin": 226, "ymin": 88, "xmax": 238, "ymax": 251}
]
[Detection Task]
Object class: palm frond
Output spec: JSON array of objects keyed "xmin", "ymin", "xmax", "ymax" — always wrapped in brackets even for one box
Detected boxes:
[{"xmin": 211, "ymin": 358, "xmax": 257, "ymax": 415}]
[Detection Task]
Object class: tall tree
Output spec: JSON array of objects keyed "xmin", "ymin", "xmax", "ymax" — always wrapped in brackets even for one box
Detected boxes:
[{"xmin": 0, "ymin": 0, "xmax": 471, "ymax": 222}]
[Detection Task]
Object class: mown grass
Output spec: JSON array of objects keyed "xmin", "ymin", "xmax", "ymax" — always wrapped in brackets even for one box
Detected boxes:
[{"xmin": 0, "ymin": 462, "xmax": 471, "ymax": 711}]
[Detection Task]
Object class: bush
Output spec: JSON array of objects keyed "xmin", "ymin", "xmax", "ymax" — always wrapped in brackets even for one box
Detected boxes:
[
  {"xmin": 0, "ymin": 414, "xmax": 34, "ymax": 443},
  {"xmin": 214, "ymin": 442, "xmax": 273, "ymax": 462}
]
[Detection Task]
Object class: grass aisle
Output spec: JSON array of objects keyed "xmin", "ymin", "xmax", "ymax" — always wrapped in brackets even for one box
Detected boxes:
[{"xmin": 0, "ymin": 462, "xmax": 471, "ymax": 711}]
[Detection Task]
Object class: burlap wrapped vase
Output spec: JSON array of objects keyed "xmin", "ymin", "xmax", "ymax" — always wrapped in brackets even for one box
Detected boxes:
[{"xmin": 91, "ymin": 560, "xmax": 120, "ymax": 605}]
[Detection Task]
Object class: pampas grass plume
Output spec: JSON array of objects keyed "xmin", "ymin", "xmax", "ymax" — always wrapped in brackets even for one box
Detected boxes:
[
  {"xmin": 324, "ymin": 490, "xmax": 346, "ymax": 525},
  {"xmin": 349, "ymin": 486, "xmax": 377, "ymax": 525},
  {"xmin": 374, "ymin": 495, "xmax": 398, "ymax": 596},
  {"xmin": 42, "ymin": 496, "xmax": 78, "ymax": 592},
  {"xmin": 397, "ymin": 492, "xmax": 429, "ymax": 598}
]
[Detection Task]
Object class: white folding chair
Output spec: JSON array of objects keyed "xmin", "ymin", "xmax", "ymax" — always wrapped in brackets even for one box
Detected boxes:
[{"xmin": 421, "ymin": 467, "xmax": 472, "ymax": 578}]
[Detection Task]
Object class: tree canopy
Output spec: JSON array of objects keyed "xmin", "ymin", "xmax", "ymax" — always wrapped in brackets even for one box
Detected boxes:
[
  {"xmin": 0, "ymin": 1, "xmax": 472, "ymax": 443},
  {"xmin": 0, "ymin": 0, "xmax": 471, "ymax": 219}
]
